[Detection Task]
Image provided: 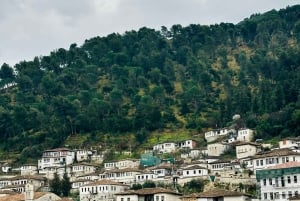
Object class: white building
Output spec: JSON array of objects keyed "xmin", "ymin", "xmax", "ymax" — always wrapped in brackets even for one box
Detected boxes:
[
  {"xmin": 235, "ymin": 141, "xmax": 262, "ymax": 159},
  {"xmin": 104, "ymin": 159, "xmax": 140, "ymax": 170},
  {"xmin": 75, "ymin": 149, "xmax": 92, "ymax": 162},
  {"xmin": 79, "ymin": 180, "xmax": 129, "ymax": 201},
  {"xmin": 205, "ymin": 128, "xmax": 235, "ymax": 143},
  {"xmin": 153, "ymin": 142, "xmax": 177, "ymax": 154},
  {"xmin": 207, "ymin": 143, "xmax": 231, "ymax": 157},
  {"xmin": 237, "ymin": 128, "xmax": 254, "ymax": 142},
  {"xmin": 279, "ymin": 137, "xmax": 300, "ymax": 149},
  {"xmin": 181, "ymin": 165, "xmax": 208, "ymax": 178},
  {"xmin": 135, "ymin": 171, "xmax": 158, "ymax": 183},
  {"xmin": 38, "ymin": 148, "xmax": 75, "ymax": 170},
  {"xmin": 104, "ymin": 168, "xmax": 142, "ymax": 184},
  {"xmin": 252, "ymin": 148, "xmax": 300, "ymax": 171},
  {"xmin": 70, "ymin": 163, "xmax": 98, "ymax": 177},
  {"xmin": 20, "ymin": 164, "xmax": 38, "ymax": 176},
  {"xmin": 116, "ymin": 187, "xmax": 182, "ymax": 201},
  {"xmin": 256, "ymin": 161, "xmax": 300, "ymax": 201}
]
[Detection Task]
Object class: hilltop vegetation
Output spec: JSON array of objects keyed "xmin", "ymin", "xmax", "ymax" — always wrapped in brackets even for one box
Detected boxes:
[{"xmin": 0, "ymin": 6, "xmax": 299, "ymax": 162}]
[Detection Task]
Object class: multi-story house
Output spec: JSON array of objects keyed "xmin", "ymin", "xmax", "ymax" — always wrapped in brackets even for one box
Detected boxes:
[
  {"xmin": 79, "ymin": 180, "xmax": 129, "ymax": 201},
  {"xmin": 70, "ymin": 163, "xmax": 98, "ymax": 177},
  {"xmin": 279, "ymin": 137, "xmax": 300, "ymax": 149},
  {"xmin": 104, "ymin": 168, "xmax": 142, "ymax": 184},
  {"xmin": 75, "ymin": 149, "xmax": 92, "ymax": 162},
  {"xmin": 148, "ymin": 164, "xmax": 173, "ymax": 178},
  {"xmin": 181, "ymin": 165, "xmax": 208, "ymax": 178},
  {"xmin": 207, "ymin": 143, "xmax": 231, "ymax": 157},
  {"xmin": 135, "ymin": 171, "xmax": 158, "ymax": 183},
  {"xmin": 20, "ymin": 164, "xmax": 38, "ymax": 176},
  {"xmin": 235, "ymin": 141, "xmax": 262, "ymax": 159},
  {"xmin": 252, "ymin": 148, "xmax": 300, "ymax": 171},
  {"xmin": 0, "ymin": 175, "xmax": 46, "ymax": 193},
  {"xmin": 153, "ymin": 142, "xmax": 177, "ymax": 154},
  {"xmin": 256, "ymin": 161, "xmax": 300, "ymax": 201},
  {"xmin": 104, "ymin": 159, "xmax": 140, "ymax": 170},
  {"xmin": 205, "ymin": 128, "xmax": 235, "ymax": 143},
  {"xmin": 237, "ymin": 128, "xmax": 254, "ymax": 142},
  {"xmin": 38, "ymin": 148, "xmax": 75, "ymax": 170}
]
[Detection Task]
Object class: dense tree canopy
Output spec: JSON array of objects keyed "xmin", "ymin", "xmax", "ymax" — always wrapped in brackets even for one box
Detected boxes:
[{"xmin": 0, "ymin": 5, "xmax": 300, "ymax": 159}]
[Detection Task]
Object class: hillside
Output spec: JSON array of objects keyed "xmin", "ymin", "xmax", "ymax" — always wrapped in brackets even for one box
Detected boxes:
[{"xmin": 0, "ymin": 5, "xmax": 299, "ymax": 163}]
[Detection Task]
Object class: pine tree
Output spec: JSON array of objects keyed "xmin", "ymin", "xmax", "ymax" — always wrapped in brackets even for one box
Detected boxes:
[{"xmin": 61, "ymin": 172, "xmax": 72, "ymax": 197}]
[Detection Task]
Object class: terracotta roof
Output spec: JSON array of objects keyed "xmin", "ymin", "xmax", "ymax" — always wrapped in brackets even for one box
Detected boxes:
[
  {"xmin": 0, "ymin": 190, "xmax": 19, "ymax": 195},
  {"xmin": 252, "ymin": 148, "xmax": 300, "ymax": 159},
  {"xmin": 266, "ymin": 161, "xmax": 300, "ymax": 170},
  {"xmin": 116, "ymin": 187, "xmax": 181, "ymax": 195},
  {"xmin": 11, "ymin": 175, "xmax": 46, "ymax": 181},
  {"xmin": 82, "ymin": 179, "xmax": 129, "ymax": 187},
  {"xmin": 189, "ymin": 189, "xmax": 247, "ymax": 198}
]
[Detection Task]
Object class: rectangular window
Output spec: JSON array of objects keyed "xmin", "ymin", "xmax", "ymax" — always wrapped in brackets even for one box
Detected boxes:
[
  {"xmin": 275, "ymin": 192, "xmax": 279, "ymax": 199},
  {"xmin": 263, "ymin": 179, "xmax": 266, "ymax": 186},
  {"xmin": 269, "ymin": 178, "xmax": 272, "ymax": 185},
  {"xmin": 281, "ymin": 177, "xmax": 285, "ymax": 187},
  {"xmin": 156, "ymin": 196, "xmax": 159, "ymax": 201},
  {"xmin": 270, "ymin": 192, "xmax": 274, "ymax": 200},
  {"xmin": 260, "ymin": 160, "xmax": 263, "ymax": 166},
  {"xmin": 286, "ymin": 157, "xmax": 289, "ymax": 162},
  {"xmin": 121, "ymin": 198, "xmax": 124, "ymax": 201},
  {"xmin": 289, "ymin": 191, "xmax": 293, "ymax": 198},
  {"xmin": 264, "ymin": 193, "xmax": 267, "ymax": 200},
  {"xmin": 288, "ymin": 176, "xmax": 291, "ymax": 184},
  {"xmin": 127, "ymin": 198, "xmax": 130, "ymax": 201},
  {"xmin": 295, "ymin": 176, "xmax": 298, "ymax": 183},
  {"xmin": 161, "ymin": 196, "xmax": 165, "ymax": 201},
  {"xmin": 256, "ymin": 160, "xmax": 259, "ymax": 166},
  {"xmin": 282, "ymin": 192, "xmax": 286, "ymax": 199}
]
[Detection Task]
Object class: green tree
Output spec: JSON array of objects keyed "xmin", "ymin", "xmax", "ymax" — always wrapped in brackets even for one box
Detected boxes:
[
  {"xmin": 61, "ymin": 172, "xmax": 72, "ymax": 197},
  {"xmin": 50, "ymin": 173, "xmax": 61, "ymax": 196}
]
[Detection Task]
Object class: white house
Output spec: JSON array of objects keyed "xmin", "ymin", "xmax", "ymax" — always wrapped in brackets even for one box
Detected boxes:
[
  {"xmin": 181, "ymin": 165, "xmax": 208, "ymax": 178},
  {"xmin": 70, "ymin": 163, "xmax": 97, "ymax": 177},
  {"xmin": 104, "ymin": 168, "xmax": 142, "ymax": 184},
  {"xmin": 149, "ymin": 164, "xmax": 173, "ymax": 178},
  {"xmin": 279, "ymin": 137, "xmax": 300, "ymax": 149},
  {"xmin": 208, "ymin": 159, "xmax": 232, "ymax": 172},
  {"xmin": 104, "ymin": 159, "xmax": 140, "ymax": 170},
  {"xmin": 79, "ymin": 180, "xmax": 129, "ymax": 201},
  {"xmin": 153, "ymin": 142, "xmax": 177, "ymax": 154},
  {"xmin": 207, "ymin": 143, "xmax": 231, "ymax": 157},
  {"xmin": 20, "ymin": 164, "xmax": 38, "ymax": 176},
  {"xmin": 237, "ymin": 128, "xmax": 254, "ymax": 142},
  {"xmin": 75, "ymin": 149, "xmax": 92, "ymax": 162},
  {"xmin": 235, "ymin": 141, "xmax": 262, "ymax": 159},
  {"xmin": 135, "ymin": 171, "xmax": 158, "ymax": 183},
  {"xmin": 205, "ymin": 128, "xmax": 235, "ymax": 143},
  {"xmin": 256, "ymin": 161, "xmax": 300, "ymax": 201},
  {"xmin": 252, "ymin": 148, "xmax": 300, "ymax": 171},
  {"xmin": 116, "ymin": 187, "xmax": 182, "ymax": 201},
  {"xmin": 38, "ymin": 148, "xmax": 75, "ymax": 170}
]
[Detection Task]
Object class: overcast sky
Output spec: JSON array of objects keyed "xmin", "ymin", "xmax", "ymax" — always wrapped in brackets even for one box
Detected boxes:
[{"xmin": 1, "ymin": 0, "xmax": 299, "ymax": 66}]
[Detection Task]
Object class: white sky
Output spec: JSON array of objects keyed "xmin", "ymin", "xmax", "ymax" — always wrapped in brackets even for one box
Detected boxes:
[{"xmin": 0, "ymin": 0, "xmax": 299, "ymax": 66}]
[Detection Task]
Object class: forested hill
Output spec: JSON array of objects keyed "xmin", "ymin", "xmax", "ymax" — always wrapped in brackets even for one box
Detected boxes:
[{"xmin": 0, "ymin": 5, "xmax": 300, "ymax": 160}]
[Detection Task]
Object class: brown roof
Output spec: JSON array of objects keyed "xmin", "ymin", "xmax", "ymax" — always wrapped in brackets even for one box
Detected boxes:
[
  {"xmin": 252, "ymin": 148, "xmax": 300, "ymax": 159},
  {"xmin": 289, "ymin": 194, "xmax": 300, "ymax": 200},
  {"xmin": 233, "ymin": 141, "xmax": 261, "ymax": 147},
  {"xmin": 0, "ymin": 192, "xmax": 53, "ymax": 201},
  {"xmin": 82, "ymin": 179, "xmax": 129, "ymax": 187},
  {"xmin": 188, "ymin": 189, "xmax": 247, "ymax": 198},
  {"xmin": 11, "ymin": 175, "xmax": 46, "ymax": 181},
  {"xmin": 183, "ymin": 165, "xmax": 207, "ymax": 170},
  {"xmin": 44, "ymin": 148, "xmax": 71, "ymax": 152},
  {"xmin": 117, "ymin": 187, "xmax": 181, "ymax": 195},
  {"xmin": 266, "ymin": 161, "xmax": 300, "ymax": 170}
]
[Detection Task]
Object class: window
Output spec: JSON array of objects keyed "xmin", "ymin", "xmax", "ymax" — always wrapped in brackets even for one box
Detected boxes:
[
  {"xmin": 263, "ymin": 179, "xmax": 266, "ymax": 186},
  {"xmin": 256, "ymin": 160, "xmax": 259, "ymax": 166},
  {"xmin": 121, "ymin": 198, "xmax": 124, "ymax": 201},
  {"xmin": 264, "ymin": 193, "xmax": 267, "ymax": 200},
  {"xmin": 296, "ymin": 191, "xmax": 299, "ymax": 196},
  {"xmin": 282, "ymin": 192, "xmax": 286, "ymax": 199},
  {"xmin": 286, "ymin": 157, "xmax": 289, "ymax": 162},
  {"xmin": 295, "ymin": 176, "xmax": 298, "ymax": 183},
  {"xmin": 269, "ymin": 178, "xmax": 272, "ymax": 185},
  {"xmin": 288, "ymin": 176, "xmax": 291, "ymax": 184},
  {"xmin": 127, "ymin": 198, "xmax": 130, "ymax": 201},
  {"xmin": 156, "ymin": 196, "xmax": 159, "ymax": 201},
  {"xmin": 260, "ymin": 160, "xmax": 263, "ymax": 166},
  {"xmin": 288, "ymin": 191, "xmax": 293, "ymax": 198},
  {"xmin": 161, "ymin": 196, "xmax": 165, "ymax": 201},
  {"xmin": 275, "ymin": 192, "xmax": 279, "ymax": 199},
  {"xmin": 270, "ymin": 192, "xmax": 274, "ymax": 200},
  {"xmin": 281, "ymin": 177, "xmax": 285, "ymax": 187}
]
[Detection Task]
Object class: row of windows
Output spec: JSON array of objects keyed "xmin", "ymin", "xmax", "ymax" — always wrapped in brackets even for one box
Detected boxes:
[
  {"xmin": 262, "ymin": 175, "xmax": 298, "ymax": 187},
  {"xmin": 263, "ymin": 191, "xmax": 298, "ymax": 200},
  {"xmin": 81, "ymin": 185, "xmax": 118, "ymax": 193},
  {"xmin": 185, "ymin": 170, "xmax": 203, "ymax": 175},
  {"xmin": 137, "ymin": 175, "xmax": 154, "ymax": 180},
  {"xmin": 256, "ymin": 156, "xmax": 296, "ymax": 166}
]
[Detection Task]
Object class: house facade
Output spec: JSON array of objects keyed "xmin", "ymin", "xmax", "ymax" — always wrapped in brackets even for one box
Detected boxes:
[
  {"xmin": 207, "ymin": 143, "xmax": 231, "ymax": 157},
  {"xmin": 38, "ymin": 148, "xmax": 75, "ymax": 170},
  {"xmin": 256, "ymin": 162, "xmax": 300, "ymax": 201},
  {"xmin": 104, "ymin": 159, "xmax": 140, "ymax": 170},
  {"xmin": 205, "ymin": 128, "xmax": 235, "ymax": 143},
  {"xmin": 279, "ymin": 137, "xmax": 300, "ymax": 149},
  {"xmin": 153, "ymin": 142, "xmax": 177, "ymax": 154},
  {"xmin": 116, "ymin": 187, "xmax": 182, "ymax": 201},
  {"xmin": 237, "ymin": 128, "xmax": 254, "ymax": 142},
  {"xmin": 235, "ymin": 142, "xmax": 262, "ymax": 159},
  {"xmin": 79, "ymin": 180, "xmax": 129, "ymax": 201}
]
